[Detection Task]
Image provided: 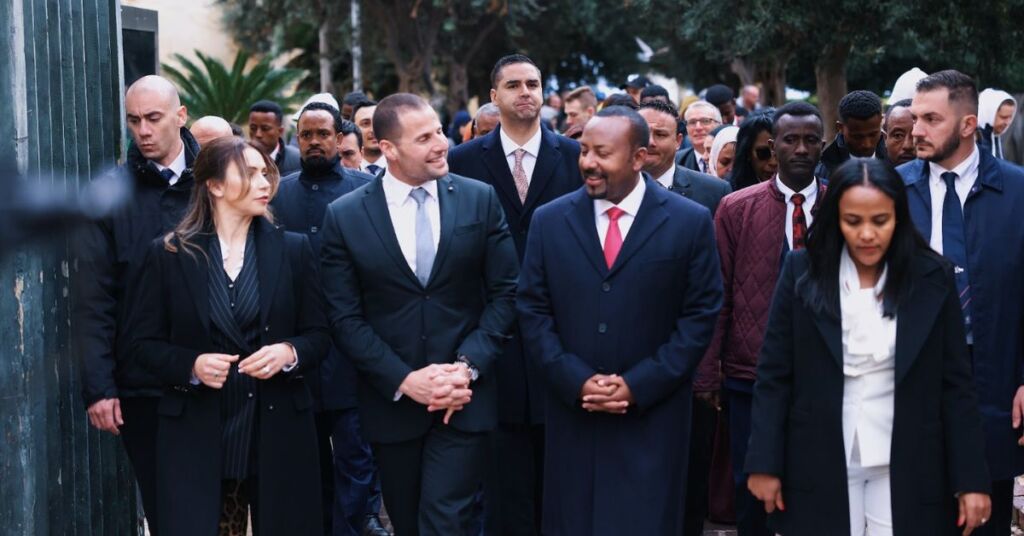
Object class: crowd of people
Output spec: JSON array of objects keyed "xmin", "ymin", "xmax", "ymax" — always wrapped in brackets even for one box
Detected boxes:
[{"xmin": 72, "ymin": 51, "xmax": 1024, "ymax": 536}]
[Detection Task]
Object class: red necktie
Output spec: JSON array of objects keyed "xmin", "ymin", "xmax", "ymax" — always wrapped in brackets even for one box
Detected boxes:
[
  {"xmin": 791, "ymin": 193, "xmax": 807, "ymax": 250},
  {"xmin": 604, "ymin": 207, "xmax": 625, "ymax": 268}
]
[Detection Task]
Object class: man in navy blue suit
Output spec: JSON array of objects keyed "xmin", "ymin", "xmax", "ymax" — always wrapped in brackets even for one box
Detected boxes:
[
  {"xmin": 517, "ymin": 106, "xmax": 723, "ymax": 535},
  {"xmin": 448, "ymin": 54, "xmax": 582, "ymax": 534},
  {"xmin": 898, "ymin": 69, "xmax": 1024, "ymax": 536}
]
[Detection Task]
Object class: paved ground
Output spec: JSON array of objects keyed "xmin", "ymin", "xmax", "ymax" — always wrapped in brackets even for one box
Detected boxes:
[{"xmin": 703, "ymin": 522, "xmax": 738, "ymax": 535}]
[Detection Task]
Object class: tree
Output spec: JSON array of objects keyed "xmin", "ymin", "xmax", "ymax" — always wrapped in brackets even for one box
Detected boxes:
[{"xmin": 162, "ymin": 50, "xmax": 307, "ymax": 124}]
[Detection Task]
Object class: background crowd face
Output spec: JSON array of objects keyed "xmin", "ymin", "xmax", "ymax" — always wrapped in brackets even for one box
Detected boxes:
[
  {"xmin": 297, "ymin": 109, "xmax": 341, "ymax": 164},
  {"xmin": 884, "ymin": 106, "xmax": 916, "ymax": 166},
  {"xmin": 125, "ymin": 84, "xmax": 187, "ymax": 164},
  {"xmin": 382, "ymin": 106, "xmax": 449, "ymax": 185},
  {"xmin": 716, "ymin": 142, "xmax": 736, "ymax": 178},
  {"xmin": 491, "ymin": 62, "xmax": 543, "ymax": 123},
  {"xmin": 685, "ymin": 106, "xmax": 721, "ymax": 155},
  {"xmin": 565, "ymin": 98, "xmax": 593, "ymax": 129},
  {"xmin": 579, "ymin": 116, "xmax": 646, "ymax": 203},
  {"xmin": 772, "ymin": 114, "xmax": 824, "ymax": 184},
  {"xmin": 474, "ymin": 113, "xmax": 499, "ymax": 138},
  {"xmin": 339, "ymin": 132, "xmax": 362, "ymax": 169},
  {"xmin": 248, "ymin": 111, "xmax": 284, "ymax": 154},
  {"xmin": 354, "ymin": 105, "xmax": 379, "ymax": 153},
  {"xmin": 638, "ymin": 108, "xmax": 682, "ymax": 175},
  {"xmin": 910, "ymin": 88, "xmax": 974, "ymax": 163},
  {"xmin": 995, "ymin": 102, "xmax": 1017, "ymax": 135},
  {"xmin": 752, "ymin": 130, "xmax": 779, "ymax": 182},
  {"xmin": 840, "ymin": 114, "xmax": 883, "ymax": 157}
]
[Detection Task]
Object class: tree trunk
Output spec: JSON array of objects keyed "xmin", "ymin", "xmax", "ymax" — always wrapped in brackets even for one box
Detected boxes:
[
  {"xmin": 350, "ymin": 0, "xmax": 362, "ymax": 92},
  {"xmin": 730, "ymin": 57, "xmax": 756, "ymax": 87},
  {"xmin": 445, "ymin": 60, "xmax": 468, "ymax": 117},
  {"xmin": 815, "ymin": 42, "xmax": 851, "ymax": 142},
  {"xmin": 758, "ymin": 56, "xmax": 788, "ymax": 107},
  {"xmin": 318, "ymin": 18, "xmax": 332, "ymax": 94}
]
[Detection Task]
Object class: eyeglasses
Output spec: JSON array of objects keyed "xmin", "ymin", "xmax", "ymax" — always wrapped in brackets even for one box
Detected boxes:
[
  {"xmin": 754, "ymin": 147, "xmax": 773, "ymax": 161},
  {"xmin": 685, "ymin": 118, "xmax": 719, "ymax": 127}
]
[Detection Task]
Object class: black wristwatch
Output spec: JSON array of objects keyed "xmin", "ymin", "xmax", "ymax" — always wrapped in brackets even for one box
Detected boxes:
[{"xmin": 456, "ymin": 355, "xmax": 479, "ymax": 382}]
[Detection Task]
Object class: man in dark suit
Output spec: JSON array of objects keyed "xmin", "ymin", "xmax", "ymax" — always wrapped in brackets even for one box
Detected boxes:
[
  {"xmin": 517, "ymin": 106, "xmax": 723, "ymax": 535},
  {"xmin": 320, "ymin": 93, "xmax": 519, "ymax": 535},
  {"xmin": 270, "ymin": 101, "xmax": 388, "ymax": 536},
  {"xmin": 249, "ymin": 100, "xmax": 302, "ymax": 176},
  {"xmin": 74, "ymin": 76, "xmax": 198, "ymax": 533},
  {"xmin": 448, "ymin": 54, "xmax": 582, "ymax": 535},
  {"xmin": 676, "ymin": 101, "xmax": 723, "ymax": 173},
  {"xmin": 638, "ymin": 99, "xmax": 731, "ymax": 535},
  {"xmin": 898, "ymin": 69, "xmax": 1024, "ymax": 536}
]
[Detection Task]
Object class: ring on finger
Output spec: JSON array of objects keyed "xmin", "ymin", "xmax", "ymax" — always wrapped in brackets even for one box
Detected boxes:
[
  {"xmin": 981, "ymin": 517, "xmax": 988, "ymax": 524},
  {"xmin": 262, "ymin": 365, "xmax": 271, "ymax": 375}
]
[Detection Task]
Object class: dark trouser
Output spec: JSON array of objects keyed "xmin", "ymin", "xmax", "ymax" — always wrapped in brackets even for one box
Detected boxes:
[
  {"xmin": 970, "ymin": 478, "xmax": 1013, "ymax": 536},
  {"xmin": 726, "ymin": 385, "xmax": 772, "ymax": 536},
  {"xmin": 482, "ymin": 423, "xmax": 545, "ymax": 536},
  {"xmin": 684, "ymin": 394, "xmax": 718, "ymax": 536},
  {"xmin": 373, "ymin": 425, "xmax": 488, "ymax": 536},
  {"xmin": 316, "ymin": 408, "xmax": 383, "ymax": 536},
  {"xmin": 120, "ymin": 396, "xmax": 160, "ymax": 534}
]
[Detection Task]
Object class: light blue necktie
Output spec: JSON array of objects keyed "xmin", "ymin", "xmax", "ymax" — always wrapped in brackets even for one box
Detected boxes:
[{"xmin": 409, "ymin": 187, "xmax": 435, "ymax": 286}]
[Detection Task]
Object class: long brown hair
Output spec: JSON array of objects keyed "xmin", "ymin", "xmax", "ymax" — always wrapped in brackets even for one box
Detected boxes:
[{"xmin": 163, "ymin": 136, "xmax": 280, "ymax": 256}]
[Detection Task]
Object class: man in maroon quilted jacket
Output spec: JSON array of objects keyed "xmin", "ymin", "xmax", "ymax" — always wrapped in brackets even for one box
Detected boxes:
[{"xmin": 694, "ymin": 101, "xmax": 826, "ymax": 536}]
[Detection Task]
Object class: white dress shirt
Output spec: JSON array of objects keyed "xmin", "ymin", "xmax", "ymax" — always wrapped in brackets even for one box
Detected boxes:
[
  {"xmin": 361, "ymin": 156, "xmax": 388, "ymax": 174},
  {"xmin": 927, "ymin": 145, "xmax": 980, "ymax": 255},
  {"xmin": 839, "ymin": 247, "xmax": 896, "ymax": 468},
  {"xmin": 153, "ymin": 145, "xmax": 186, "ymax": 186},
  {"xmin": 269, "ymin": 143, "xmax": 280, "ymax": 162},
  {"xmin": 654, "ymin": 167, "xmax": 675, "ymax": 190},
  {"xmin": 500, "ymin": 126, "xmax": 542, "ymax": 184},
  {"xmin": 594, "ymin": 176, "xmax": 646, "ymax": 247},
  {"xmin": 775, "ymin": 176, "xmax": 818, "ymax": 250},
  {"xmin": 382, "ymin": 171, "xmax": 441, "ymax": 275}
]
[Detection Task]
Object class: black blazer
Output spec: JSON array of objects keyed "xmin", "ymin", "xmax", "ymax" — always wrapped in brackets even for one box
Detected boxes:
[
  {"xmin": 130, "ymin": 219, "xmax": 329, "ymax": 536},
  {"xmin": 319, "ymin": 174, "xmax": 519, "ymax": 443},
  {"xmin": 745, "ymin": 250, "xmax": 990, "ymax": 535},
  {"xmin": 666, "ymin": 165, "xmax": 731, "ymax": 216},
  {"xmin": 448, "ymin": 124, "xmax": 581, "ymax": 424},
  {"xmin": 674, "ymin": 146, "xmax": 701, "ymax": 172}
]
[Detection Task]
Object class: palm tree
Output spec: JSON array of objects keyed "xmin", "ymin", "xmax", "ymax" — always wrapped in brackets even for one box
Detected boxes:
[{"xmin": 162, "ymin": 50, "xmax": 307, "ymax": 125}]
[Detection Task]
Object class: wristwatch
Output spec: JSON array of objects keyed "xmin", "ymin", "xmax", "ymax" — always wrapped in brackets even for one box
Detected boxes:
[{"xmin": 456, "ymin": 355, "xmax": 479, "ymax": 382}]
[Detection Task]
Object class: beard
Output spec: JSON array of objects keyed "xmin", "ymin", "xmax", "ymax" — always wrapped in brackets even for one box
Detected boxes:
[
  {"xmin": 920, "ymin": 130, "xmax": 961, "ymax": 163},
  {"xmin": 300, "ymin": 154, "xmax": 340, "ymax": 177}
]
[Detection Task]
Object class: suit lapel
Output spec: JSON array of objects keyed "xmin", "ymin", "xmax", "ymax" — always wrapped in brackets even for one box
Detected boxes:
[
  {"xmin": 429, "ymin": 176, "xmax": 458, "ymax": 287},
  {"xmin": 178, "ymin": 239, "xmax": 211, "ymax": 336},
  {"xmin": 670, "ymin": 166, "xmax": 693, "ymax": 198},
  {"xmin": 522, "ymin": 128, "xmax": 559, "ymax": 214},
  {"xmin": 607, "ymin": 181, "xmax": 669, "ymax": 278},
  {"xmin": 255, "ymin": 219, "xmax": 283, "ymax": 328},
  {"xmin": 894, "ymin": 261, "xmax": 946, "ymax": 384},
  {"xmin": 361, "ymin": 178, "xmax": 422, "ymax": 288},
  {"xmin": 810, "ymin": 309, "xmax": 844, "ymax": 370},
  {"xmin": 564, "ymin": 190, "xmax": 609, "ymax": 277},
  {"xmin": 481, "ymin": 127, "xmax": 523, "ymax": 215}
]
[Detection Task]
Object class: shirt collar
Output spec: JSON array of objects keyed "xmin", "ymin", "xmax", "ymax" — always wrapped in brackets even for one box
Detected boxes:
[
  {"xmin": 928, "ymin": 144, "xmax": 980, "ymax": 185},
  {"xmin": 270, "ymin": 140, "xmax": 281, "ymax": 161},
  {"xmin": 499, "ymin": 126, "xmax": 543, "ymax": 158},
  {"xmin": 775, "ymin": 175, "xmax": 818, "ymax": 203},
  {"xmin": 655, "ymin": 166, "xmax": 675, "ymax": 189},
  {"xmin": 595, "ymin": 175, "xmax": 646, "ymax": 217},
  {"xmin": 839, "ymin": 245, "xmax": 888, "ymax": 297},
  {"xmin": 153, "ymin": 145, "xmax": 186, "ymax": 178},
  {"xmin": 382, "ymin": 170, "xmax": 439, "ymax": 206},
  {"xmin": 362, "ymin": 156, "xmax": 387, "ymax": 171}
]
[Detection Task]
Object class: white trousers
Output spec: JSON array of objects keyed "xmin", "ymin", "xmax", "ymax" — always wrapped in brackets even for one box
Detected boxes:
[{"xmin": 847, "ymin": 457, "xmax": 893, "ymax": 536}]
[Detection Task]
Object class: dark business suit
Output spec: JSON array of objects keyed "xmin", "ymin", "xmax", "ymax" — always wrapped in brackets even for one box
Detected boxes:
[
  {"xmin": 275, "ymin": 138, "xmax": 303, "ymax": 176},
  {"xmin": 665, "ymin": 165, "xmax": 731, "ymax": 215},
  {"xmin": 517, "ymin": 180, "xmax": 723, "ymax": 535},
  {"xmin": 271, "ymin": 163, "xmax": 377, "ymax": 536},
  {"xmin": 130, "ymin": 219, "xmax": 330, "ymax": 535},
  {"xmin": 448, "ymin": 124, "xmax": 581, "ymax": 535},
  {"xmin": 745, "ymin": 250, "xmax": 990, "ymax": 535},
  {"xmin": 899, "ymin": 150, "xmax": 1024, "ymax": 535},
  {"xmin": 675, "ymin": 146, "xmax": 703, "ymax": 173},
  {"xmin": 319, "ymin": 173, "xmax": 518, "ymax": 535}
]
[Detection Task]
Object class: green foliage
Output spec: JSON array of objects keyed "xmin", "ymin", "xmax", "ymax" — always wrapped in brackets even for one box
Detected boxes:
[{"xmin": 161, "ymin": 50, "xmax": 307, "ymax": 124}]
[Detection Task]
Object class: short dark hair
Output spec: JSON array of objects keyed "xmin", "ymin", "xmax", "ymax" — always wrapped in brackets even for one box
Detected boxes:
[
  {"xmin": 594, "ymin": 105, "xmax": 650, "ymax": 150},
  {"xmin": 351, "ymin": 98, "xmax": 378, "ymax": 120},
  {"xmin": 340, "ymin": 118, "xmax": 362, "ymax": 149},
  {"xmin": 639, "ymin": 99, "xmax": 679, "ymax": 120},
  {"xmin": 838, "ymin": 90, "xmax": 882, "ymax": 122},
  {"xmin": 640, "ymin": 84, "xmax": 670, "ymax": 101},
  {"xmin": 704, "ymin": 84, "xmax": 735, "ymax": 106},
  {"xmin": 602, "ymin": 93, "xmax": 639, "ymax": 110},
  {"xmin": 374, "ymin": 93, "xmax": 431, "ymax": 142},
  {"xmin": 250, "ymin": 100, "xmax": 284, "ymax": 124},
  {"xmin": 342, "ymin": 91, "xmax": 368, "ymax": 107},
  {"xmin": 884, "ymin": 98, "xmax": 913, "ymax": 127},
  {"xmin": 491, "ymin": 54, "xmax": 540, "ymax": 88},
  {"xmin": 772, "ymin": 101, "xmax": 823, "ymax": 135},
  {"xmin": 916, "ymin": 69, "xmax": 978, "ymax": 114},
  {"xmin": 299, "ymin": 101, "xmax": 343, "ymax": 133}
]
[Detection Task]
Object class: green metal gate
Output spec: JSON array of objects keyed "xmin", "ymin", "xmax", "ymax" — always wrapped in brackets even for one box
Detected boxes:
[{"xmin": 0, "ymin": 0, "xmax": 141, "ymax": 534}]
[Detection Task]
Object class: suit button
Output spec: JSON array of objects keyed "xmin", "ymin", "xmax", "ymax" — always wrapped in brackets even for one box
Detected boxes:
[
  {"xmin": 264, "ymin": 325, "xmax": 270, "ymax": 332},
  {"xmin": 602, "ymin": 282, "xmax": 611, "ymax": 292},
  {"xmin": 312, "ymin": 184, "xmax": 319, "ymax": 191},
  {"xmin": 247, "ymin": 392, "xmax": 254, "ymax": 399},
  {"xmin": 310, "ymin": 226, "xmax": 319, "ymax": 233},
  {"xmin": 268, "ymin": 404, "xmax": 275, "ymax": 411},
  {"xmin": 598, "ymin": 323, "xmax": 607, "ymax": 334}
]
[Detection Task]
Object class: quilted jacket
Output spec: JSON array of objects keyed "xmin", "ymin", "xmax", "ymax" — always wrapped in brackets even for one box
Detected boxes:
[{"xmin": 694, "ymin": 179, "xmax": 825, "ymax": 391}]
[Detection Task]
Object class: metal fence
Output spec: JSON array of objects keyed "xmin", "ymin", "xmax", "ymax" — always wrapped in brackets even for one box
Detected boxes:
[{"xmin": 0, "ymin": 0, "xmax": 140, "ymax": 534}]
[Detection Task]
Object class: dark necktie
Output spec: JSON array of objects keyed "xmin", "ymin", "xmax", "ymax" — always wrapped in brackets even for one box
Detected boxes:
[
  {"xmin": 791, "ymin": 193, "xmax": 807, "ymax": 250},
  {"xmin": 941, "ymin": 171, "xmax": 972, "ymax": 341},
  {"xmin": 159, "ymin": 168, "xmax": 176, "ymax": 183},
  {"xmin": 366, "ymin": 164, "xmax": 382, "ymax": 176}
]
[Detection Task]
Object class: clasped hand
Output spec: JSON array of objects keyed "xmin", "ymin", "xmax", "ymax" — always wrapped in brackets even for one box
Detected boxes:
[
  {"xmin": 400, "ymin": 363, "xmax": 474, "ymax": 424},
  {"xmin": 580, "ymin": 374, "xmax": 634, "ymax": 414},
  {"xmin": 193, "ymin": 343, "xmax": 296, "ymax": 389}
]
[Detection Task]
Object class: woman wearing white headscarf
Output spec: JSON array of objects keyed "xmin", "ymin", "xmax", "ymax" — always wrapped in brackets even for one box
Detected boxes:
[
  {"xmin": 978, "ymin": 88, "xmax": 1017, "ymax": 159},
  {"xmin": 709, "ymin": 125, "xmax": 739, "ymax": 179}
]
